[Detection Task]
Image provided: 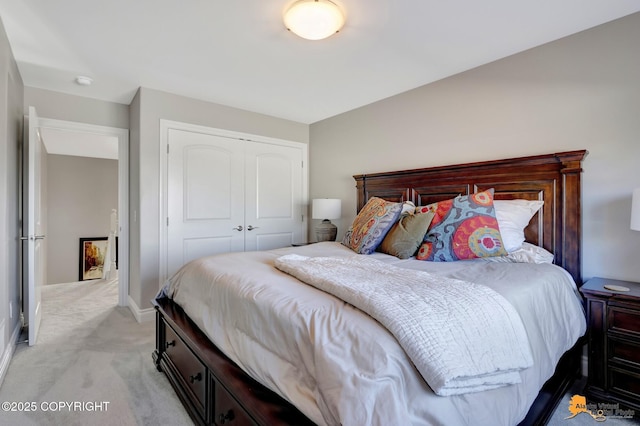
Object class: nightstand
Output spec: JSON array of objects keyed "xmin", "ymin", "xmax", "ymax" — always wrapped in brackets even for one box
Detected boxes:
[{"xmin": 581, "ymin": 277, "xmax": 640, "ymax": 411}]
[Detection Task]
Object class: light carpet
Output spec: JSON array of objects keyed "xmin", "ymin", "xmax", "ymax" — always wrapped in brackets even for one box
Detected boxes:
[{"xmin": 0, "ymin": 278, "xmax": 192, "ymax": 425}]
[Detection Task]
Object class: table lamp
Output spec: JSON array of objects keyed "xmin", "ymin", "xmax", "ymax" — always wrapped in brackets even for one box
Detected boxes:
[
  {"xmin": 631, "ymin": 188, "xmax": 640, "ymax": 231},
  {"xmin": 312, "ymin": 198, "xmax": 341, "ymax": 242}
]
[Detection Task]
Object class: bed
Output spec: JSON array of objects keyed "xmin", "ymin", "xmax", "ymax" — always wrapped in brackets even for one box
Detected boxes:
[{"xmin": 153, "ymin": 150, "xmax": 588, "ymax": 426}]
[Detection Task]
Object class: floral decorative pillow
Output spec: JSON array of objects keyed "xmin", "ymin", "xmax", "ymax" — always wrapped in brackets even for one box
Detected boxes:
[
  {"xmin": 416, "ymin": 189, "xmax": 507, "ymax": 261},
  {"xmin": 342, "ymin": 197, "xmax": 403, "ymax": 255}
]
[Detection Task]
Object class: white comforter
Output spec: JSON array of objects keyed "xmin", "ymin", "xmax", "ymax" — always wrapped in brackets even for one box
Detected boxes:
[
  {"xmin": 274, "ymin": 254, "xmax": 533, "ymax": 396},
  {"xmin": 163, "ymin": 242, "xmax": 586, "ymax": 426}
]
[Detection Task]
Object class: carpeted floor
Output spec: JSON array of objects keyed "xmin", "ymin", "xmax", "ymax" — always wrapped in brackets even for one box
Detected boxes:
[
  {"xmin": 0, "ymin": 278, "xmax": 192, "ymax": 426},
  {"xmin": 1, "ymin": 278, "xmax": 637, "ymax": 425}
]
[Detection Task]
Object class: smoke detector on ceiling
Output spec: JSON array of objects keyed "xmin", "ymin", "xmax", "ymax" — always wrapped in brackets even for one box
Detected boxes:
[{"xmin": 75, "ymin": 76, "xmax": 93, "ymax": 86}]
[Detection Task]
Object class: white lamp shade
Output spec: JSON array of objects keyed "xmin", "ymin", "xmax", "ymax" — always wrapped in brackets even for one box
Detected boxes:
[
  {"xmin": 312, "ymin": 198, "xmax": 341, "ymax": 220},
  {"xmin": 284, "ymin": 0, "xmax": 345, "ymax": 41},
  {"xmin": 631, "ymin": 188, "xmax": 640, "ymax": 231}
]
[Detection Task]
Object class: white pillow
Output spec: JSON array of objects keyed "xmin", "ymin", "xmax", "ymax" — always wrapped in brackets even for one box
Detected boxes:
[
  {"xmin": 479, "ymin": 243, "xmax": 554, "ymax": 264},
  {"xmin": 507, "ymin": 242, "xmax": 554, "ymax": 264},
  {"xmin": 401, "ymin": 201, "xmax": 416, "ymax": 215},
  {"xmin": 494, "ymin": 199, "xmax": 544, "ymax": 253}
]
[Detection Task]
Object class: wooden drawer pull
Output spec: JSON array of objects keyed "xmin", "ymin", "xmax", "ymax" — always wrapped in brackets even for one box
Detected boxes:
[
  {"xmin": 189, "ymin": 372, "xmax": 202, "ymax": 383},
  {"xmin": 165, "ymin": 340, "xmax": 175, "ymax": 349},
  {"xmin": 218, "ymin": 409, "xmax": 235, "ymax": 424}
]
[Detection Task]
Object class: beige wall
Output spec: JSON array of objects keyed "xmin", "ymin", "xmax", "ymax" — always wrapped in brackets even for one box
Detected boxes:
[
  {"xmin": 0, "ymin": 15, "xmax": 23, "ymax": 378},
  {"xmin": 130, "ymin": 87, "xmax": 309, "ymax": 309},
  {"xmin": 46, "ymin": 155, "xmax": 118, "ymax": 284},
  {"xmin": 128, "ymin": 90, "xmax": 141, "ymax": 307},
  {"xmin": 24, "ymin": 87, "xmax": 129, "ymax": 129},
  {"xmin": 310, "ymin": 13, "xmax": 640, "ymax": 282}
]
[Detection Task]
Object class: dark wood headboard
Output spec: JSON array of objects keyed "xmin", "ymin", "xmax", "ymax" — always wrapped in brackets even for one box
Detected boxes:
[{"xmin": 353, "ymin": 150, "xmax": 588, "ymax": 285}]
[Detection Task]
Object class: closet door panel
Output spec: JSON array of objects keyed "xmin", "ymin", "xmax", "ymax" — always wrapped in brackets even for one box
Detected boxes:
[
  {"xmin": 167, "ymin": 129, "xmax": 245, "ymax": 278},
  {"xmin": 244, "ymin": 142, "xmax": 304, "ymax": 252},
  {"xmin": 255, "ymin": 154, "xmax": 293, "ymax": 218},
  {"xmin": 184, "ymin": 146, "xmax": 232, "ymax": 220}
]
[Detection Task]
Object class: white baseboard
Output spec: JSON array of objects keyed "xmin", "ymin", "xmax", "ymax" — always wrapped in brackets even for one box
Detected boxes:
[
  {"xmin": 127, "ymin": 295, "xmax": 156, "ymax": 323},
  {"xmin": 0, "ymin": 321, "xmax": 22, "ymax": 387}
]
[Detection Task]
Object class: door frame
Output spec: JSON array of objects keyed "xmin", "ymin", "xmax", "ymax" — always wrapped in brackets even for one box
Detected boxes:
[
  {"xmin": 158, "ymin": 120, "xmax": 309, "ymax": 287},
  {"xmin": 37, "ymin": 117, "xmax": 130, "ymax": 307}
]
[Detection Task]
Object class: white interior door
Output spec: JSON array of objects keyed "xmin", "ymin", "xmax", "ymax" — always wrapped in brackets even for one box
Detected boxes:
[
  {"xmin": 23, "ymin": 106, "xmax": 45, "ymax": 346},
  {"xmin": 244, "ymin": 141, "xmax": 304, "ymax": 251},
  {"xmin": 166, "ymin": 129, "xmax": 245, "ymax": 278}
]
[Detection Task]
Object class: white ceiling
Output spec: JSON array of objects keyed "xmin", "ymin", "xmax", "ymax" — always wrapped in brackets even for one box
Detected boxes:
[{"xmin": 1, "ymin": 1, "xmax": 639, "ymax": 124}]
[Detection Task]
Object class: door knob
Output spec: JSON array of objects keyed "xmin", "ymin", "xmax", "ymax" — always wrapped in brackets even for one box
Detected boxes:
[
  {"xmin": 247, "ymin": 225, "xmax": 259, "ymax": 231},
  {"xmin": 232, "ymin": 225, "xmax": 243, "ymax": 231}
]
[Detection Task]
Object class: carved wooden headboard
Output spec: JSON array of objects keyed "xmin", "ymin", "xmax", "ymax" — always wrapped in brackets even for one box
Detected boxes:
[{"xmin": 353, "ymin": 150, "xmax": 588, "ymax": 285}]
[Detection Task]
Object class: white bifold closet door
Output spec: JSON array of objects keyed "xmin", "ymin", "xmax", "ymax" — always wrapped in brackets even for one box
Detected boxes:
[
  {"xmin": 166, "ymin": 128, "xmax": 304, "ymax": 279},
  {"xmin": 243, "ymin": 140, "xmax": 304, "ymax": 252}
]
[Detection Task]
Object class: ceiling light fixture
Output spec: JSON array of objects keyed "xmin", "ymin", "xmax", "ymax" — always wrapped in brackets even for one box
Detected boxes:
[
  {"xmin": 75, "ymin": 76, "xmax": 93, "ymax": 86},
  {"xmin": 284, "ymin": 0, "xmax": 345, "ymax": 41}
]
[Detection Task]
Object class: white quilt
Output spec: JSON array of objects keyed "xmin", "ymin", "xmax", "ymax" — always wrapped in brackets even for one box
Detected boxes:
[
  {"xmin": 164, "ymin": 242, "xmax": 586, "ymax": 426},
  {"xmin": 274, "ymin": 254, "xmax": 533, "ymax": 396}
]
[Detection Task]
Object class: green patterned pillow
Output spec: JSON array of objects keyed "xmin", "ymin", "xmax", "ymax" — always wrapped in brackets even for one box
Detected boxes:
[
  {"xmin": 378, "ymin": 210, "xmax": 435, "ymax": 259},
  {"xmin": 342, "ymin": 197, "xmax": 403, "ymax": 254}
]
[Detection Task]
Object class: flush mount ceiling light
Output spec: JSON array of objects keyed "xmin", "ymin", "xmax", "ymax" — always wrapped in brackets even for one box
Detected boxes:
[{"xmin": 284, "ymin": 0, "xmax": 345, "ymax": 41}]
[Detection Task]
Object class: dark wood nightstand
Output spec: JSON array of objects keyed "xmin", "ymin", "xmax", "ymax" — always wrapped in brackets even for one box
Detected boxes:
[{"xmin": 581, "ymin": 277, "xmax": 640, "ymax": 411}]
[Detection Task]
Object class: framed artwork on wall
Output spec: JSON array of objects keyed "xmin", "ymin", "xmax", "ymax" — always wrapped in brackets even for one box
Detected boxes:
[{"xmin": 79, "ymin": 237, "xmax": 108, "ymax": 281}]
